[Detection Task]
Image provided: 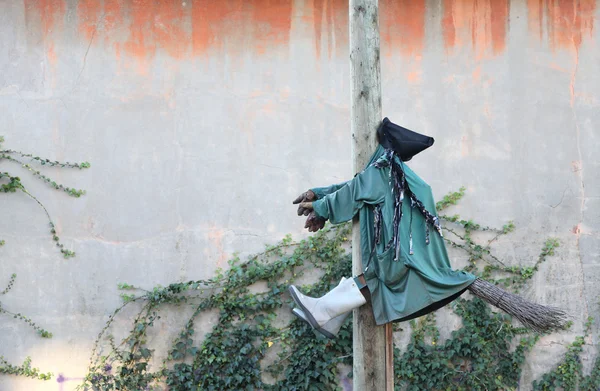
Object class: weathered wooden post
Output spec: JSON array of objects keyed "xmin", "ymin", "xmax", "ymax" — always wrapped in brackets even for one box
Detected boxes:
[{"xmin": 349, "ymin": 0, "xmax": 393, "ymax": 389}]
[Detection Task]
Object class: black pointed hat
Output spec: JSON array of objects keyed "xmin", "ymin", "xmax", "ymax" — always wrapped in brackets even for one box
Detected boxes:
[{"xmin": 377, "ymin": 117, "xmax": 434, "ymax": 161}]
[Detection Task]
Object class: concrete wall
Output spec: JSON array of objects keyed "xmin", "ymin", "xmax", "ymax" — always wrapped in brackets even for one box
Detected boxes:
[{"xmin": 0, "ymin": 0, "xmax": 598, "ymax": 389}]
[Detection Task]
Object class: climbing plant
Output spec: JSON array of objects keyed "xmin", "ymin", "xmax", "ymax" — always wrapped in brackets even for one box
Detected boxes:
[
  {"xmin": 0, "ymin": 242, "xmax": 52, "ymax": 380},
  {"xmin": 0, "ymin": 135, "xmax": 90, "ymax": 381},
  {"xmin": 79, "ymin": 187, "xmax": 599, "ymax": 391},
  {"xmin": 0, "ymin": 135, "xmax": 90, "ymax": 258},
  {"xmin": 533, "ymin": 317, "xmax": 600, "ymax": 391},
  {"xmin": 80, "ymin": 228, "xmax": 353, "ymax": 391},
  {"xmin": 0, "ymin": 356, "xmax": 53, "ymax": 381},
  {"xmin": 0, "ymin": 272, "xmax": 52, "ymax": 338},
  {"xmin": 393, "ymin": 188, "xmax": 598, "ymax": 390}
]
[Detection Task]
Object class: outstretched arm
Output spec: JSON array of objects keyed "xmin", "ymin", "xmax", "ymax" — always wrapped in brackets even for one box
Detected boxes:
[
  {"xmin": 301, "ymin": 165, "xmax": 387, "ymax": 226},
  {"xmin": 310, "ymin": 181, "xmax": 350, "ymax": 199},
  {"xmin": 292, "ymin": 180, "xmax": 350, "ymax": 217}
]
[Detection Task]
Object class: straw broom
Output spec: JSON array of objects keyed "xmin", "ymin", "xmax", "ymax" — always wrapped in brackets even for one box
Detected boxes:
[{"xmin": 467, "ymin": 278, "xmax": 569, "ymax": 333}]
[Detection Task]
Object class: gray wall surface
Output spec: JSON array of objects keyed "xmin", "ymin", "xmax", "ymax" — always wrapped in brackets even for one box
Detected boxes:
[{"xmin": 0, "ymin": 0, "xmax": 598, "ymax": 390}]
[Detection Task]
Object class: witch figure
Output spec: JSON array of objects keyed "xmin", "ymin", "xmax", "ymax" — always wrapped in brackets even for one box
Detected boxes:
[{"xmin": 289, "ymin": 118, "xmax": 568, "ymax": 339}]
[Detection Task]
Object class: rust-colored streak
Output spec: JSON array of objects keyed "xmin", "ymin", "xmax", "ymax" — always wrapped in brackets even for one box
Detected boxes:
[
  {"xmin": 24, "ymin": 0, "xmax": 66, "ymax": 33},
  {"xmin": 442, "ymin": 0, "xmax": 510, "ymax": 58},
  {"xmin": 76, "ymin": 0, "xmax": 189, "ymax": 73},
  {"xmin": 103, "ymin": 0, "xmax": 123, "ymax": 32},
  {"xmin": 23, "ymin": 0, "xmax": 527, "ymax": 66},
  {"xmin": 380, "ymin": 0, "xmax": 426, "ymax": 57},
  {"xmin": 250, "ymin": 0, "xmax": 293, "ymax": 54},
  {"xmin": 77, "ymin": 0, "xmax": 124, "ymax": 45},
  {"xmin": 80, "ymin": 0, "xmax": 296, "ymax": 67},
  {"xmin": 121, "ymin": 0, "xmax": 154, "ymax": 70},
  {"xmin": 121, "ymin": 0, "xmax": 189, "ymax": 61},
  {"xmin": 311, "ymin": 0, "xmax": 348, "ymax": 58},
  {"xmin": 152, "ymin": 1, "xmax": 189, "ymax": 59},
  {"xmin": 77, "ymin": 0, "xmax": 102, "ymax": 40},
  {"xmin": 26, "ymin": 0, "xmax": 321, "ymax": 66},
  {"xmin": 528, "ymin": 0, "xmax": 596, "ymax": 51},
  {"xmin": 191, "ymin": 0, "xmax": 292, "ymax": 56},
  {"xmin": 191, "ymin": 1, "xmax": 243, "ymax": 55},
  {"xmin": 443, "ymin": 0, "xmax": 456, "ymax": 49},
  {"xmin": 252, "ymin": 0, "xmax": 293, "ymax": 42},
  {"xmin": 528, "ymin": 0, "xmax": 545, "ymax": 40},
  {"xmin": 490, "ymin": 0, "xmax": 509, "ymax": 53},
  {"xmin": 313, "ymin": 0, "xmax": 324, "ymax": 58},
  {"xmin": 24, "ymin": 0, "xmax": 66, "ymax": 65}
]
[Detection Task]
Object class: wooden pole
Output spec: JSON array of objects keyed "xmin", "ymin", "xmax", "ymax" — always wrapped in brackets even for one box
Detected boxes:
[{"xmin": 349, "ymin": 0, "xmax": 393, "ymax": 389}]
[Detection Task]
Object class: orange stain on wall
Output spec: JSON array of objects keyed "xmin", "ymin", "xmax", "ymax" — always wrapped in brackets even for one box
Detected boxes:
[
  {"xmin": 311, "ymin": 0, "xmax": 348, "ymax": 58},
  {"xmin": 490, "ymin": 0, "xmax": 509, "ymax": 53},
  {"xmin": 77, "ymin": 0, "xmax": 102, "ymax": 40},
  {"xmin": 32, "ymin": 0, "xmax": 599, "ymax": 69},
  {"xmin": 27, "ymin": 0, "xmax": 294, "ymax": 72},
  {"xmin": 247, "ymin": 0, "xmax": 293, "ymax": 54},
  {"xmin": 443, "ymin": 0, "xmax": 510, "ymax": 58},
  {"xmin": 77, "ymin": 0, "xmax": 124, "ymax": 49},
  {"xmin": 25, "ymin": 0, "xmax": 429, "ymax": 67},
  {"xmin": 190, "ymin": 0, "xmax": 293, "ymax": 56},
  {"xmin": 24, "ymin": 0, "xmax": 66, "ymax": 34},
  {"xmin": 103, "ymin": 0, "xmax": 124, "ymax": 32},
  {"xmin": 23, "ymin": 0, "xmax": 599, "ymax": 69},
  {"xmin": 527, "ymin": 0, "xmax": 596, "ymax": 51},
  {"xmin": 24, "ymin": 0, "xmax": 66, "ymax": 66},
  {"xmin": 381, "ymin": 0, "xmax": 426, "ymax": 57},
  {"xmin": 123, "ymin": 0, "xmax": 189, "ymax": 61},
  {"xmin": 191, "ymin": 1, "xmax": 243, "ymax": 55}
]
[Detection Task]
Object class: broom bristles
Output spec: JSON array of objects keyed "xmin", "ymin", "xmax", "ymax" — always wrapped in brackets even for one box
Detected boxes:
[{"xmin": 467, "ymin": 278, "xmax": 570, "ymax": 333}]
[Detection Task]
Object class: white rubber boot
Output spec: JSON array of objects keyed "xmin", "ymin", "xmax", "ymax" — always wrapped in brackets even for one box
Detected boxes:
[
  {"xmin": 292, "ymin": 278, "xmax": 351, "ymax": 338},
  {"xmin": 288, "ymin": 277, "xmax": 366, "ymax": 333}
]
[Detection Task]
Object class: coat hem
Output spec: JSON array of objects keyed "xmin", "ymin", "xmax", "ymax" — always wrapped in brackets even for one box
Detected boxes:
[{"xmin": 372, "ymin": 282, "xmax": 475, "ymax": 326}]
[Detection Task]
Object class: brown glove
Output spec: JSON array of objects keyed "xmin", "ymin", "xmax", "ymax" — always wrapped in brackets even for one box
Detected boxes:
[
  {"xmin": 305, "ymin": 211, "xmax": 326, "ymax": 232},
  {"xmin": 297, "ymin": 202, "xmax": 326, "ymax": 232},
  {"xmin": 292, "ymin": 190, "xmax": 317, "ymax": 216}
]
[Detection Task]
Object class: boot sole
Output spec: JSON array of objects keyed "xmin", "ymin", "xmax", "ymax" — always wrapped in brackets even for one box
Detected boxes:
[
  {"xmin": 291, "ymin": 308, "xmax": 335, "ymax": 339},
  {"xmin": 288, "ymin": 286, "xmax": 323, "ymax": 330}
]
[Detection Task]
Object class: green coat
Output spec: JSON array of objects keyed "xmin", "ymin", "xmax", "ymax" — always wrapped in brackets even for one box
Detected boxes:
[{"xmin": 312, "ymin": 145, "xmax": 476, "ymax": 325}]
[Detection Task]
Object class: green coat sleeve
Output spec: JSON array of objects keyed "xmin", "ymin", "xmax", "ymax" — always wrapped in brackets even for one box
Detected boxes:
[
  {"xmin": 310, "ymin": 181, "xmax": 349, "ymax": 199},
  {"xmin": 312, "ymin": 165, "xmax": 387, "ymax": 224}
]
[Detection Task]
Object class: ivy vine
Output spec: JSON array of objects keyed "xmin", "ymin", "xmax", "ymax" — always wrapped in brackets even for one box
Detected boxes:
[
  {"xmin": 0, "ymin": 273, "xmax": 52, "ymax": 338},
  {"xmin": 81, "ymin": 228, "xmax": 353, "ymax": 390},
  {"xmin": 78, "ymin": 188, "xmax": 599, "ymax": 390},
  {"xmin": 533, "ymin": 317, "xmax": 600, "ymax": 391},
  {"xmin": 0, "ymin": 249, "xmax": 53, "ymax": 381},
  {"xmin": 0, "ymin": 135, "xmax": 90, "ymax": 258},
  {"xmin": 0, "ymin": 135, "xmax": 90, "ymax": 382},
  {"xmin": 0, "ymin": 356, "xmax": 52, "ymax": 381}
]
